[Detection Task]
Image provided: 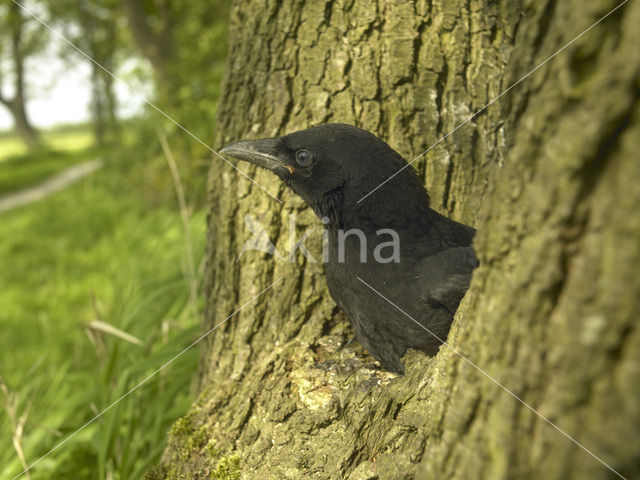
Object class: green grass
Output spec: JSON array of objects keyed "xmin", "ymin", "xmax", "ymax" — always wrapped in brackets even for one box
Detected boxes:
[
  {"xmin": 0, "ymin": 130, "xmax": 207, "ymax": 479},
  {"xmin": 0, "ymin": 147, "xmax": 102, "ymax": 195},
  {"xmin": 0, "ymin": 126, "xmax": 94, "ymax": 162},
  {"xmin": 0, "ymin": 126, "xmax": 99, "ymax": 195},
  {"xmin": 0, "ymin": 134, "xmax": 29, "ymax": 161}
]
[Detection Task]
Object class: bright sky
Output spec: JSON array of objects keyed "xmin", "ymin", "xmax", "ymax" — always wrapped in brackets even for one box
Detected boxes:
[{"xmin": 0, "ymin": 36, "xmax": 148, "ymax": 131}]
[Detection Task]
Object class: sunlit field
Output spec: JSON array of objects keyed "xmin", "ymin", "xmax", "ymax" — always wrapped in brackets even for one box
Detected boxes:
[
  {"xmin": 0, "ymin": 126, "xmax": 98, "ymax": 195},
  {"xmin": 0, "ymin": 125, "xmax": 94, "ymax": 161}
]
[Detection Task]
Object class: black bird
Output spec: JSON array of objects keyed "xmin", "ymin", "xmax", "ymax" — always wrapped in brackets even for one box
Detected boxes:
[{"xmin": 220, "ymin": 124, "xmax": 478, "ymax": 373}]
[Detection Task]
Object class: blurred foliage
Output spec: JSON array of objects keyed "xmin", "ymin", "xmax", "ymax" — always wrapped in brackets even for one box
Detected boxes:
[
  {"xmin": 0, "ymin": 1, "xmax": 47, "ymax": 52},
  {"xmin": 1, "ymin": 0, "xmax": 231, "ymax": 203},
  {"xmin": 0, "ymin": 0, "xmax": 232, "ymax": 478},
  {"xmin": 0, "ymin": 1, "xmax": 48, "ymax": 72},
  {"xmin": 48, "ymin": 0, "xmax": 124, "ymax": 147},
  {"xmin": 0, "ymin": 1, "xmax": 49, "ymax": 149},
  {"xmin": 0, "ymin": 125, "xmax": 94, "ymax": 163},
  {"xmin": 124, "ymin": 0, "xmax": 231, "ymax": 206},
  {"xmin": 0, "ymin": 130, "xmax": 207, "ymax": 479}
]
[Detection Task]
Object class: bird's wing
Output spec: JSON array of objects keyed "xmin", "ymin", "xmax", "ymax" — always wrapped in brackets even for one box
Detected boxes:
[{"xmin": 416, "ymin": 246, "xmax": 479, "ymax": 315}]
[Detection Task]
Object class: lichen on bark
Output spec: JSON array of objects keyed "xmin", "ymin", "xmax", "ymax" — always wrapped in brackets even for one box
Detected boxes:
[{"xmin": 151, "ymin": 0, "xmax": 640, "ymax": 478}]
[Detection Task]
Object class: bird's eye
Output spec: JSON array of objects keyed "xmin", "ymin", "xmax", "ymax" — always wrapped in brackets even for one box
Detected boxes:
[{"xmin": 295, "ymin": 150, "xmax": 313, "ymax": 166}]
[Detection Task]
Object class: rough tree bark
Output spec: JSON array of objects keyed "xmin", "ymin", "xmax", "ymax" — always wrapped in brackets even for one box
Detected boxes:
[{"xmin": 150, "ymin": 0, "xmax": 640, "ymax": 478}]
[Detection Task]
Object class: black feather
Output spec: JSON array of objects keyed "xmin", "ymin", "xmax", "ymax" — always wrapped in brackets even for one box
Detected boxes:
[{"xmin": 221, "ymin": 123, "xmax": 478, "ymax": 373}]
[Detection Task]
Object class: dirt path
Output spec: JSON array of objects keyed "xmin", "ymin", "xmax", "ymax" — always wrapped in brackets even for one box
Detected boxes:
[{"xmin": 0, "ymin": 160, "xmax": 103, "ymax": 214}]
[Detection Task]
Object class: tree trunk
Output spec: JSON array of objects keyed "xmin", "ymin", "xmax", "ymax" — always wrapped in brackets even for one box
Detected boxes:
[
  {"xmin": 4, "ymin": 97, "xmax": 40, "ymax": 150},
  {"xmin": 88, "ymin": 56, "xmax": 119, "ymax": 146},
  {"xmin": 77, "ymin": 0, "xmax": 120, "ymax": 147},
  {"xmin": 120, "ymin": 0, "xmax": 173, "ymax": 82},
  {"xmin": 90, "ymin": 61, "xmax": 107, "ymax": 146},
  {"xmin": 150, "ymin": 0, "xmax": 640, "ymax": 479},
  {"xmin": 103, "ymin": 70, "xmax": 119, "ymax": 139},
  {"xmin": 0, "ymin": 1, "xmax": 40, "ymax": 150}
]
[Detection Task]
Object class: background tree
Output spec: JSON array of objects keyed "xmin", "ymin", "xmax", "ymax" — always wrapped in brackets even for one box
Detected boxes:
[
  {"xmin": 0, "ymin": 1, "xmax": 46, "ymax": 149},
  {"xmin": 49, "ymin": 0, "xmax": 123, "ymax": 146},
  {"xmin": 120, "ymin": 0, "xmax": 173, "ymax": 83},
  {"xmin": 0, "ymin": 2, "xmax": 233, "ymax": 478},
  {"xmin": 119, "ymin": 0, "xmax": 229, "ymax": 127},
  {"xmin": 118, "ymin": 0, "xmax": 230, "ymax": 204},
  {"xmin": 150, "ymin": 0, "xmax": 640, "ymax": 478},
  {"xmin": 76, "ymin": 0, "xmax": 120, "ymax": 146}
]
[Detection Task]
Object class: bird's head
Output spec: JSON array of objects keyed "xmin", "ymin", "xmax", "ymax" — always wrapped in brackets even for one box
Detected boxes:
[{"xmin": 220, "ymin": 123, "xmax": 429, "ymax": 226}]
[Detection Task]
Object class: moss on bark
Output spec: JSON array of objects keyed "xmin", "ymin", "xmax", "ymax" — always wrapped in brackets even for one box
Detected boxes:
[{"xmin": 152, "ymin": 0, "xmax": 640, "ymax": 478}]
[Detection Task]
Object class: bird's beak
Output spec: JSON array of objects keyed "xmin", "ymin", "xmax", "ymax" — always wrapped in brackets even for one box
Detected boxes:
[{"xmin": 219, "ymin": 138, "xmax": 295, "ymax": 175}]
